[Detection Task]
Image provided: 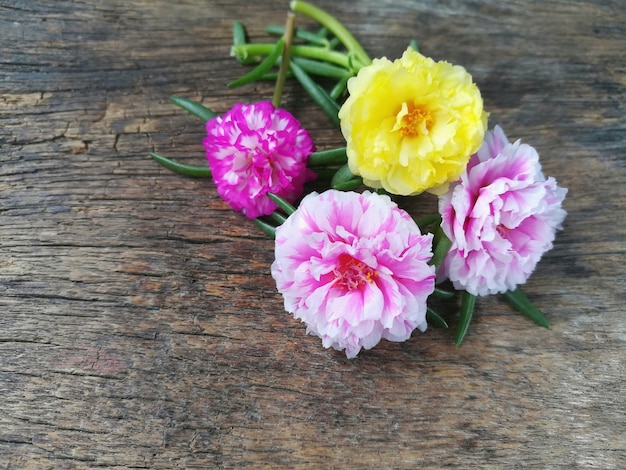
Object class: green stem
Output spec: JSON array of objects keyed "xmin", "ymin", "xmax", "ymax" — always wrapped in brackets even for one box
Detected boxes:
[
  {"xmin": 290, "ymin": 0, "xmax": 371, "ymax": 68},
  {"xmin": 232, "ymin": 43, "xmax": 353, "ymax": 69},
  {"xmin": 272, "ymin": 13, "xmax": 295, "ymax": 108}
]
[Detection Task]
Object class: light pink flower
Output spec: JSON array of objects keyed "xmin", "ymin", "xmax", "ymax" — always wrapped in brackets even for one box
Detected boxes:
[
  {"xmin": 271, "ymin": 190, "xmax": 435, "ymax": 358},
  {"xmin": 439, "ymin": 126, "xmax": 567, "ymax": 296},
  {"xmin": 203, "ymin": 101, "xmax": 315, "ymax": 219}
]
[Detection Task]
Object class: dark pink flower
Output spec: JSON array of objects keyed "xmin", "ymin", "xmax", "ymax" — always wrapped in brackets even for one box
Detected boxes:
[
  {"xmin": 439, "ymin": 126, "xmax": 567, "ymax": 296},
  {"xmin": 203, "ymin": 101, "xmax": 315, "ymax": 219}
]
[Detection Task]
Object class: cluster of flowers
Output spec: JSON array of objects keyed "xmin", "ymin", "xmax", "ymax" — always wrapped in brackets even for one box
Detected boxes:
[{"xmin": 151, "ymin": 1, "xmax": 567, "ymax": 358}]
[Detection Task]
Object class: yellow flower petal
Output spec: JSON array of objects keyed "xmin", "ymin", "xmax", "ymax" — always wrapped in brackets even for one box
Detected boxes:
[{"xmin": 339, "ymin": 47, "xmax": 489, "ymax": 195}]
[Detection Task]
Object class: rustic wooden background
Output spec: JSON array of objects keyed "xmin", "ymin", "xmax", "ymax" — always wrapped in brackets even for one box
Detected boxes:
[{"xmin": 1, "ymin": 0, "xmax": 625, "ymax": 468}]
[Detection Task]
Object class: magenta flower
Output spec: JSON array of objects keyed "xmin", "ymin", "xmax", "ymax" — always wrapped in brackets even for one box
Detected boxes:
[
  {"xmin": 203, "ymin": 101, "xmax": 315, "ymax": 219},
  {"xmin": 438, "ymin": 126, "xmax": 568, "ymax": 296},
  {"xmin": 271, "ymin": 190, "xmax": 435, "ymax": 358}
]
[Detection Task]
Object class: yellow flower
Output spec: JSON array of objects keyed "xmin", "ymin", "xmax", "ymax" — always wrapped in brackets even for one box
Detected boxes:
[{"xmin": 338, "ymin": 47, "xmax": 488, "ymax": 195}]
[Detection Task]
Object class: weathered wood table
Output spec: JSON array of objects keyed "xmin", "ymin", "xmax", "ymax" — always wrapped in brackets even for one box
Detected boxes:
[{"xmin": 2, "ymin": 0, "xmax": 625, "ymax": 468}]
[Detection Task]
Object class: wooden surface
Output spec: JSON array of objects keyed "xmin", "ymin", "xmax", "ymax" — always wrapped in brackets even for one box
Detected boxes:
[{"xmin": 1, "ymin": 0, "xmax": 625, "ymax": 468}]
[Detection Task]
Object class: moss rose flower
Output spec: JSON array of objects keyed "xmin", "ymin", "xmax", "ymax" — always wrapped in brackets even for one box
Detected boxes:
[
  {"xmin": 438, "ymin": 126, "xmax": 568, "ymax": 296},
  {"xmin": 203, "ymin": 101, "xmax": 315, "ymax": 219},
  {"xmin": 271, "ymin": 190, "xmax": 435, "ymax": 358},
  {"xmin": 338, "ymin": 47, "xmax": 488, "ymax": 196}
]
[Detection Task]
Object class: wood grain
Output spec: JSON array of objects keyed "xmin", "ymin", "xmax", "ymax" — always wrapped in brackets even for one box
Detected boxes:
[{"xmin": 1, "ymin": 0, "xmax": 625, "ymax": 468}]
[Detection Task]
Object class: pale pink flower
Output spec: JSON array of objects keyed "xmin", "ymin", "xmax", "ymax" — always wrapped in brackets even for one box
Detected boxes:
[
  {"xmin": 271, "ymin": 190, "xmax": 435, "ymax": 358},
  {"xmin": 439, "ymin": 126, "xmax": 567, "ymax": 296},
  {"xmin": 203, "ymin": 101, "xmax": 315, "ymax": 219}
]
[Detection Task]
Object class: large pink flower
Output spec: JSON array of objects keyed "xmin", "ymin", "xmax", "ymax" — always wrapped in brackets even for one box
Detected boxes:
[
  {"xmin": 439, "ymin": 126, "xmax": 567, "ymax": 296},
  {"xmin": 203, "ymin": 101, "xmax": 315, "ymax": 219},
  {"xmin": 271, "ymin": 190, "xmax": 435, "ymax": 358}
]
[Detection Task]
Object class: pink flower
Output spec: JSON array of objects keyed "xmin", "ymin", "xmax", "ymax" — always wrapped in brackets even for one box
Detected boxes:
[
  {"xmin": 438, "ymin": 126, "xmax": 567, "ymax": 296},
  {"xmin": 271, "ymin": 190, "xmax": 435, "ymax": 358},
  {"xmin": 203, "ymin": 101, "xmax": 315, "ymax": 219}
]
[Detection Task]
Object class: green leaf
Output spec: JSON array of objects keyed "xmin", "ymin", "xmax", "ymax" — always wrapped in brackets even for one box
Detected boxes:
[
  {"xmin": 311, "ymin": 168, "xmax": 337, "ymax": 181},
  {"xmin": 415, "ymin": 213, "xmax": 442, "ymax": 230},
  {"xmin": 432, "ymin": 287, "xmax": 456, "ymax": 299},
  {"xmin": 258, "ymin": 71, "xmax": 286, "ymax": 81},
  {"xmin": 330, "ymin": 163, "xmax": 354, "ymax": 185},
  {"xmin": 455, "ymin": 291, "xmax": 476, "ymax": 346},
  {"xmin": 307, "ymin": 147, "xmax": 347, "ymax": 167},
  {"xmin": 267, "ymin": 192, "xmax": 297, "ymax": 215},
  {"xmin": 228, "ymin": 38, "xmax": 284, "ymax": 88},
  {"xmin": 333, "ymin": 178, "xmax": 363, "ymax": 190},
  {"xmin": 409, "ymin": 39, "xmax": 419, "ymax": 52},
  {"xmin": 149, "ymin": 152, "xmax": 212, "ymax": 178},
  {"xmin": 269, "ymin": 211, "xmax": 287, "ymax": 225},
  {"xmin": 329, "ymin": 76, "xmax": 349, "ymax": 101},
  {"xmin": 502, "ymin": 288, "xmax": 551, "ymax": 328},
  {"xmin": 233, "ymin": 21, "xmax": 248, "ymax": 46},
  {"xmin": 265, "ymin": 25, "xmax": 330, "ymax": 47},
  {"xmin": 428, "ymin": 228, "xmax": 452, "ymax": 270},
  {"xmin": 169, "ymin": 97, "xmax": 217, "ymax": 121},
  {"xmin": 328, "ymin": 37, "xmax": 341, "ymax": 50},
  {"xmin": 289, "ymin": 60, "xmax": 340, "ymax": 127},
  {"xmin": 427, "ymin": 307, "xmax": 449, "ymax": 328},
  {"xmin": 331, "ymin": 163, "xmax": 362, "ymax": 190},
  {"xmin": 316, "ymin": 26, "xmax": 329, "ymax": 38},
  {"xmin": 292, "ymin": 57, "xmax": 350, "ymax": 79},
  {"xmin": 253, "ymin": 218, "xmax": 277, "ymax": 238},
  {"xmin": 232, "ymin": 21, "xmax": 261, "ymax": 64},
  {"xmin": 232, "ymin": 43, "xmax": 352, "ymax": 69}
]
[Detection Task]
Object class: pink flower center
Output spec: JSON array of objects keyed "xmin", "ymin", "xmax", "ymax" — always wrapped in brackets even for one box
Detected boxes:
[
  {"xmin": 496, "ymin": 224, "xmax": 510, "ymax": 238},
  {"xmin": 333, "ymin": 253, "xmax": 378, "ymax": 291}
]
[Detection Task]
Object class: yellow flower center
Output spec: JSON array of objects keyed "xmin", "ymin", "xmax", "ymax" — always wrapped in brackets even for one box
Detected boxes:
[
  {"xmin": 333, "ymin": 253, "xmax": 378, "ymax": 291},
  {"xmin": 393, "ymin": 102, "xmax": 433, "ymax": 137}
]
